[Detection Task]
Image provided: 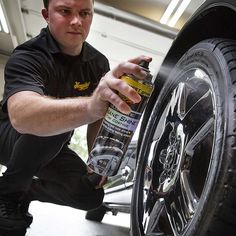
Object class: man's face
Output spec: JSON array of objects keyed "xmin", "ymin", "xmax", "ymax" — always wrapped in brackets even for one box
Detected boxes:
[{"xmin": 42, "ymin": 0, "xmax": 93, "ymax": 55}]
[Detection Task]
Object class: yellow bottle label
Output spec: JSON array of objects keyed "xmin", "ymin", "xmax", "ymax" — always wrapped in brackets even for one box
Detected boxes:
[{"xmin": 121, "ymin": 75, "xmax": 153, "ymax": 96}]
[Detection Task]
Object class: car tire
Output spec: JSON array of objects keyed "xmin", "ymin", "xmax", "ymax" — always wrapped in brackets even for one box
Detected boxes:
[
  {"xmin": 85, "ymin": 204, "xmax": 108, "ymax": 222},
  {"xmin": 131, "ymin": 38, "xmax": 236, "ymax": 236}
]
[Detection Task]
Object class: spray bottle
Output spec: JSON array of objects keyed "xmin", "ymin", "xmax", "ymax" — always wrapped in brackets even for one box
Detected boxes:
[{"xmin": 87, "ymin": 60, "xmax": 154, "ymax": 176}]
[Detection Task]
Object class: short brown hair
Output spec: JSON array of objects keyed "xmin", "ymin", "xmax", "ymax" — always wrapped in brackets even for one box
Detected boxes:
[
  {"xmin": 43, "ymin": 0, "xmax": 49, "ymax": 9},
  {"xmin": 43, "ymin": 0, "xmax": 94, "ymax": 9}
]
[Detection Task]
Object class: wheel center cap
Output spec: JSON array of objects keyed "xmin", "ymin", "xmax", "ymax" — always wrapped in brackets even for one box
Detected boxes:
[{"xmin": 158, "ymin": 125, "xmax": 184, "ymax": 194}]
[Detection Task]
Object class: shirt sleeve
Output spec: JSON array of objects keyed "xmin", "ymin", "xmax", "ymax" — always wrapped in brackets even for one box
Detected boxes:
[
  {"xmin": 1, "ymin": 49, "xmax": 46, "ymax": 113},
  {"xmin": 104, "ymin": 57, "xmax": 110, "ymax": 74}
]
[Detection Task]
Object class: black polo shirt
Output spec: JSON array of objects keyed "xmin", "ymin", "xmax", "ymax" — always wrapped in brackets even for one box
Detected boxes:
[{"xmin": 0, "ymin": 27, "xmax": 110, "ymax": 119}]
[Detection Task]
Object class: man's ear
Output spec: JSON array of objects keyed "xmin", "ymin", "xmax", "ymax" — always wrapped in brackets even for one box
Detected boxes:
[{"xmin": 41, "ymin": 8, "xmax": 49, "ymax": 22}]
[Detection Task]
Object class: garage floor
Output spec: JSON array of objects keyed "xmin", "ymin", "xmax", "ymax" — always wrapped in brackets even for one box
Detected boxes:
[{"xmin": 26, "ymin": 201, "xmax": 130, "ymax": 236}]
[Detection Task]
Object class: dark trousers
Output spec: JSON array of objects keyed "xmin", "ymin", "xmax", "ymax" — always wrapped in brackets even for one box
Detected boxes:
[{"xmin": 0, "ymin": 120, "xmax": 104, "ymax": 211}]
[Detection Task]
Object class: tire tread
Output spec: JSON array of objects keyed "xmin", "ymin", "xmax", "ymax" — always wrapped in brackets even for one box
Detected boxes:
[{"xmin": 204, "ymin": 38, "xmax": 236, "ymax": 236}]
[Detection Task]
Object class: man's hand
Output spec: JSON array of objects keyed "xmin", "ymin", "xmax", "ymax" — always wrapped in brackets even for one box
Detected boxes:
[
  {"xmin": 96, "ymin": 176, "xmax": 108, "ymax": 189},
  {"xmin": 87, "ymin": 167, "xmax": 108, "ymax": 189},
  {"xmin": 89, "ymin": 55, "xmax": 152, "ymax": 119}
]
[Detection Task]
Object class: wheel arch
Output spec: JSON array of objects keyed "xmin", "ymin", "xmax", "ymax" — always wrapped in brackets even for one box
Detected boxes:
[
  {"xmin": 137, "ymin": 2, "xmax": 236, "ymax": 152},
  {"xmin": 162, "ymin": 3, "xmax": 236, "ymax": 75}
]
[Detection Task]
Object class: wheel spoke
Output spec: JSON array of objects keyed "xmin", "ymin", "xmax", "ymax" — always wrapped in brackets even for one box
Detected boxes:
[
  {"xmin": 180, "ymin": 170, "xmax": 199, "ymax": 217},
  {"xmin": 141, "ymin": 158, "xmax": 166, "ymax": 235},
  {"xmin": 152, "ymin": 102, "xmax": 172, "ymax": 142},
  {"xmin": 165, "ymin": 178, "xmax": 193, "ymax": 235},
  {"xmin": 175, "ymin": 82, "xmax": 187, "ymax": 119},
  {"xmin": 166, "ymin": 198, "xmax": 187, "ymax": 235},
  {"xmin": 185, "ymin": 117, "xmax": 214, "ymax": 156},
  {"xmin": 183, "ymin": 89, "xmax": 213, "ymax": 121},
  {"xmin": 143, "ymin": 198, "xmax": 165, "ymax": 235},
  {"xmin": 168, "ymin": 77, "xmax": 213, "ymax": 122},
  {"xmin": 165, "ymin": 171, "xmax": 199, "ymax": 235}
]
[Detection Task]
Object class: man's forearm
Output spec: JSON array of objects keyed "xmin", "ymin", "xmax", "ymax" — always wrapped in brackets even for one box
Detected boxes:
[{"xmin": 8, "ymin": 91, "xmax": 98, "ymax": 136}]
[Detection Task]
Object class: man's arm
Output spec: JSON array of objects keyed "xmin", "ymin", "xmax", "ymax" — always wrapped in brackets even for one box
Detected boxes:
[
  {"xmin": 7, "ymin": 55, "xmax": 151, "ymax": 136},
  {"xmin": 7, "ymin": 91, "xmax": 96, "ymax": 136}
]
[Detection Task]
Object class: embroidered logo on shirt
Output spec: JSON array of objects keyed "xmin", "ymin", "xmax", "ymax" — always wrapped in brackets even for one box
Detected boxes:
[{"xmin": 73, "ymin": 82, "xmax": 90, "ymax": 91}]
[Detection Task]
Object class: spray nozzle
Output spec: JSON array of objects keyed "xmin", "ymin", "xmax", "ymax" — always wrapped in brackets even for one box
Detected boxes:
[{"xmin": 139, "ymin": 60, "xmax": 150, "ymax": 70}]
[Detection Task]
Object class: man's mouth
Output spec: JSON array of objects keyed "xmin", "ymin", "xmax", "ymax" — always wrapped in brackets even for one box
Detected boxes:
[{"xmin": 68, "ymin": 31, "xmax": 82, "ymax": 35}]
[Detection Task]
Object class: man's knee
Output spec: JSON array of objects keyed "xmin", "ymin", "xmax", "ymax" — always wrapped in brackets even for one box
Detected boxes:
[
  {"xmin": 68, "ymin": 186, "xmax": 105, "ymax": 211},
  {"xmin": 16, "ymin": 132, "xmax": 72, "ymax": 165},
  {"xmin": 20, "ymin": 132, "xmax": 72, "ymax": 150}
]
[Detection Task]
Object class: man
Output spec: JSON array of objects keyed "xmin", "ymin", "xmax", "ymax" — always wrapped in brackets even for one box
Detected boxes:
[{"xmin": 0, "ymin": 0, "xmax": 151, "ymax": 234}]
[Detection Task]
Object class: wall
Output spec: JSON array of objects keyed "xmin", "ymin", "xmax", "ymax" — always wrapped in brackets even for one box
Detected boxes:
[{"xmin": 87, "ymin": 13, "xmax": 173, "ymax": 76}]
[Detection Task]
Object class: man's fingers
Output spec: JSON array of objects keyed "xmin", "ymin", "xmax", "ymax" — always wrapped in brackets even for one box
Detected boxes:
[
  {"xmin": 106, "ymin": 76, "xmax": 141, "ymax": 102},
  {"xmin": 128, "ymin": 55, "xmax": 152, "ymax": 64},
  {"xmin": 113, "ymin": 56, "xmax": 152, "ymax": 79},
  {"xmin": 96, "ymin": 176, "xmax": 108, "ymax": 189},
  {"xmin": 113, "ymin": 62, "xmax": 145, "ymax": 79},
  {"xmin": 100, "ymin": 76, "xmax": 141, "ymax": 114}
]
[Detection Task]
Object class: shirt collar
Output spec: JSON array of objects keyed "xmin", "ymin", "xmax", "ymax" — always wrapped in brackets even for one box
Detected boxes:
[
  {"xmin": 43, "ymin": 27, "xmax": 61, "ymax": 54},
  {"xmin": 42, "ymin": 27, "xmax": 98, "ymax": 62}
]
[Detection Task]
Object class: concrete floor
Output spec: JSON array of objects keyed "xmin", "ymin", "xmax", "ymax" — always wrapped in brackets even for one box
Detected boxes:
[{"xmin": 26, "ymin": 201, "xmax": 130, "ymax": 236}]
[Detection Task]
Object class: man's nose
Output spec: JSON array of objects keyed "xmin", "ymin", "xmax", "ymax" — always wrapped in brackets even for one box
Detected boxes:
[{"xmin": 70, "ymin": 14, "xmax": 82, "ymax": 26}]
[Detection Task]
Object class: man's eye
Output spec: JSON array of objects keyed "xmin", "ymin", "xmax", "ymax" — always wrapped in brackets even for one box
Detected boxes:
[
  {"xmin": 59, "ymin": 9, "xmax": 71, "ymax": 15},
  {"xmin": 79, "ymin": 11, "xmax": 92, "ymax": 18}
]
